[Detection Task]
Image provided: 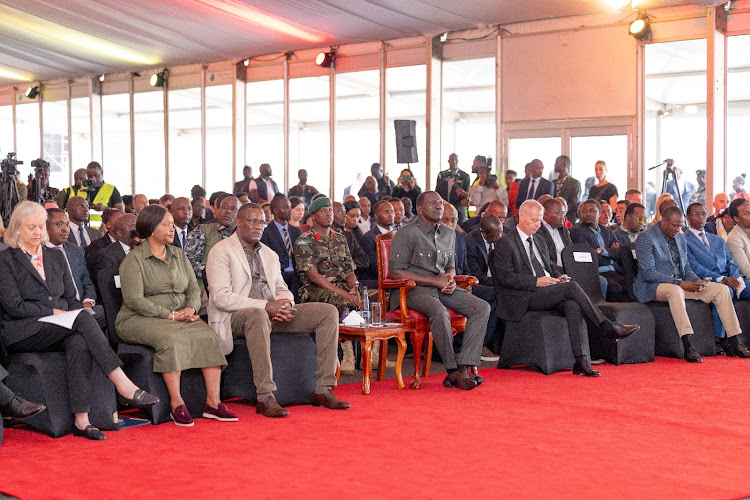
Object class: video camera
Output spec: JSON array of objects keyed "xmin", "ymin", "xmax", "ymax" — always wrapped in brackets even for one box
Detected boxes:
[{"xmin": 1, "ymin": 152, "xmax": 23, "ymax": 179}]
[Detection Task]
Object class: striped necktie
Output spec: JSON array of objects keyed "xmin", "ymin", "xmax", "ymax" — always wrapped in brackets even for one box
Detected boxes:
[{"xmin": 283, "ymin": 226, "xmax": 292, "ymax": 259}]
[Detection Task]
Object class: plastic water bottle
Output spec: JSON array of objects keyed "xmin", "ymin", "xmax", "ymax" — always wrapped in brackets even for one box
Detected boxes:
[{"xmin": 361, "ymin": 286, "xmax": 370, "ymax": 324}]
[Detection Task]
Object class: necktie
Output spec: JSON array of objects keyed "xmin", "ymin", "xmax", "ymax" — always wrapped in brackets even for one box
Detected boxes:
[
  {"xmin": 526, "ymin": 237, "xmax": 545, "ymax": 277},
  {"xmin": 527, "ymin": 179, "xmax": 537, "ymax": 200},
  {"xmin": 180, "ymin": 230, "xmax": 186, "ymax": 249},
  {"xmin": 55, "ymin": 245, "xmax": 80, "ymax": 300},
  {"xmin": 699, "ymin": 231, "xmax": 712, "ymax": 253},
  {"xmin": 78, "ymin": 226, "xmax": 87, "ymax": 248},
  {"xmin": 283, "ymin": 226, "xmax": 292, "ymax": 259}
]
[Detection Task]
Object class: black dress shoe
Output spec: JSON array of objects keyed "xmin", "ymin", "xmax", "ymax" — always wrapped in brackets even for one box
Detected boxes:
[
  {"xmin": 606, "ymin": 322, "xmax": 640, "ymax": 341},
  {"xmin": 725, "ymin": 343, "xmax": 750, "ymax": 358},
  {"xmin": 1, "ymin": 396, "xmax": 46, "ymax": 420},
  {"xmin": 684, "ymin": 346, "xmax": 703, "ymax": 363},
  {"xmin": 117, "ymin": 389, "xmax": 160, "ymax": 410},
  {"xmin": 73, "ymin": 424, "xmax": 106, "ymax": 440},
  {"xmin": 573, "ymin": 358, "xmax": 601, "ymax": 377}
]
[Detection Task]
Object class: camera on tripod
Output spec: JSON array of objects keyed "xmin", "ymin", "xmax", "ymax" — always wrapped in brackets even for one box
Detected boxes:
[{"xmin": 1, "ymin": 152, "xmax": 23, "ymax": 178}]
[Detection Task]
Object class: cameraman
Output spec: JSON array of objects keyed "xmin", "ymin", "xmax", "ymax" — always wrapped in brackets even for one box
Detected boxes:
[
  {"xmin": 56, "ymin": 168, "xmax": 88, "ymax": 209},
  {"xmin": 63, "ymin": 162, "xmax": 124, "ymax": 229},
  {"xmin": 392, "ymin": 168, "xmax": 421, "ymax": 208}
]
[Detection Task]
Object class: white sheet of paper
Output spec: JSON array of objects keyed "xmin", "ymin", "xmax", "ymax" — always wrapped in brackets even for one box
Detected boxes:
[
  {"xmin": 573, "ymin": 251, "xmax": 594, "ymax": 263},
  {"xmin": 114, "ymin": 275, "xmax": 121, "ymax": 288},
  {"xmin": 38, "ymin": 308, "xmax": 91, "ymax": 329},
  {"xmin": 342, "ymin": 311, "xmax": 364, "ymax": 326}
]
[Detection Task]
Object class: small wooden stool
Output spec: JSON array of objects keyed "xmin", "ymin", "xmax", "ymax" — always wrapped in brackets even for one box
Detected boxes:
[{"xmin": 336, "ymin": 324, "xmax": 408, "ymax": 394}]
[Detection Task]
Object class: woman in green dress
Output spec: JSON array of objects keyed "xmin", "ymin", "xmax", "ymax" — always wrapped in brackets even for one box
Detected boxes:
[{"xmin": 116, "ymin": 205, "xmax": 237, "ymax": 427}]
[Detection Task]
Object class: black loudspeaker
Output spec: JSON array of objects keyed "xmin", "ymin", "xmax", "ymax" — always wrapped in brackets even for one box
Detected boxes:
[{"xmin": 394, "ymin": 120, "xmax": 418, "ymax": 164}]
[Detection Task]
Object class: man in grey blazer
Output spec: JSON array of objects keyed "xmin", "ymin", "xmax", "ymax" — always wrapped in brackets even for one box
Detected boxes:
[
  {"xmin": 207, "ymin": 203, "xmax": 349, "ymax": 418},
  {"xmin": 634, "ymin": 205, "xmax": 750, "ymax": 362}
]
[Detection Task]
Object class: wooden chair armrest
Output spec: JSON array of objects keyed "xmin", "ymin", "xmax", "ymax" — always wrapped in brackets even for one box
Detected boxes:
[
  {"xmin": 454, "ymin": 275, "xmax": 478, "ymax": 289},
  {"xmin": 381, "ymin": 278, "xmax": 416, "ymax": 290}
]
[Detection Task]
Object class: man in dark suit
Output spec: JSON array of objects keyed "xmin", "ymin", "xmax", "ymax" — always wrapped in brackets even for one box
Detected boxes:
[
  {"xmin": 462, "ymin": 200, "xmax": 508, "ymax": 234},
  {"xmin": 492, "ymin": 200, "xmax": 639, "ymax": 377},
  {"xmin": 435, "ymin": 153, "xmax": 471, "ymax": 224},
  {"xmin": 233, "ymin": 165, "xmax": 253, "ymax": 196},
  {"xmin": 465, "ymin": 214, "xmax": 503, "ymax": 360},
  {"xmin": 87, "ymin": 213, "xmax": 136, "ymax": 286},
  {"xmin": 359, "ymin": 200, "xmax": 394, "ymax": 283},
  {"xmin": 536, "ymin": 198, "xmax": 573, "ymax": 272},
  {"xmin": 441, "ymin": 203, "xmax": 468, "ymax": 275},
  {"xmin": 170, "ymin": 197, "xmax": 193, "ymax": 250},
  {"xmin": 66, "ymin": 196, "xmax": 102, "ymax": 248},
  {"xmin": 570, "ymin": 199, "xmax": 628, "ymax": 302},
  {"xmin": 515, "ymin": 159, "xmax": 554, "ymax": 211},
  {"xmin": 260, "ymin": 195, "xmax": 301, "ymax": 297},
  {"xmin": 84, "ymin": 208, "xmax": 123, "ymax": 258},
  {"xmin": 552, "ymin": 156, "xmax": 581, "ymax": 223},
  {"xmin": 46, "ymin": 208, "xmax": 107, "ymax": 329},
  {"xmin": 634, "ymin": 205, "xmax": 749, "ymax": 361}
]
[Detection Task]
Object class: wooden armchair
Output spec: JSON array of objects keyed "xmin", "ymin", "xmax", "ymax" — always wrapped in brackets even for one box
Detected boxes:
[{"xmin": 376, "ymin": 231, "xmax": 478, "ymax": 389}]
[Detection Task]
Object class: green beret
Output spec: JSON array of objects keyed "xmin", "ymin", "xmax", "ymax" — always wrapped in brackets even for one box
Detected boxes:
[{"xmin": 308, "ymin": 197, "xmax": 331, "ymax": 216}]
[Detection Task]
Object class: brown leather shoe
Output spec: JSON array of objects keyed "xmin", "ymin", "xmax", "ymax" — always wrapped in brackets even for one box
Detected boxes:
[
  {"xmin": 311, "ymin": 391, "xmax": 351, "ymax": 410},
  {"xmin": 256, "ymin": 396, "xmax": 289, "ymax": 418},
  {"xmin": 442, "ymin": 370, "xmax": 477, "ymax": 390}
]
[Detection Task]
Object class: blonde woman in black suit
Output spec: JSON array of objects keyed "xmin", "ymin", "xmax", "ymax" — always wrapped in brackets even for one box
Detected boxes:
[{"xmin": 0, "ymin": 201, "xmax": 158, "ymax": 440}]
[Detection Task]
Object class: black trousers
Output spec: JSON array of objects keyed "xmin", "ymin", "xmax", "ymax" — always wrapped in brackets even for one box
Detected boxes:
[
  {"xmin": 526, "ymin": 281, "xmax": 607, "ymax": 358},
  {"xmin": 0, "ymin": 365, "xmax": 14, "ymax": 407},
  {"xmin": 7, "ymin": 312, "xmax": 122, "ymax": 414}
]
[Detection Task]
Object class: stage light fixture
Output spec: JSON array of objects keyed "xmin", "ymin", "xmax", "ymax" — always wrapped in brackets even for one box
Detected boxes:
[
  {"xmin": 244, "ymin": 58, "xmax": 250, "ymax": 67},
  {"xmin": 25, "ymin": 86, "xmax": 39, "ymax": 99},
  {"xmin": 150, "ymin": 71, "xmax": 166, "ymax": 87},
  {"xmin": 315, "ymin": 50, "xmax": 335, "ymax": 68},
  {"xmin": 629, "ymin": 15, "xmax": 651, "ymax": 41}
]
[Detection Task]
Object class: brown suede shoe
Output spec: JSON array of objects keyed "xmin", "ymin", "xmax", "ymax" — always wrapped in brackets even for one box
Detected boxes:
[
  {"xmin": 256, "ymin": 396, "xmax": 290, "ymax": 418},
  {"xmin": 311, "ymin": 391, "xmax": 351, "ymax": 410},
  {"xmin": 443, "ymin": 370, "xmax": 478, "ymax": 390}
]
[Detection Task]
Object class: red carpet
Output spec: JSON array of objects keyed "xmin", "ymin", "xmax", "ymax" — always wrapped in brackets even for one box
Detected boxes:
[{"xmin": 3, "ymin": 356, "xmax": 750, "ymax": 499}]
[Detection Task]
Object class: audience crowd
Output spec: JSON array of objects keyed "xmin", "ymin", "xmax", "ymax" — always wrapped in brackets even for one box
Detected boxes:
[{"xmin": 2, "ymin": 153, "xmax": 750, "ymax": 441}]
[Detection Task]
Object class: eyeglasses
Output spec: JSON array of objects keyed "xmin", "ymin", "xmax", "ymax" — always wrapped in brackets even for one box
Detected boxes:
[
  {"xmin": 238, "ymin": 218, "xmax": 267, "ymax": 228},
  {"xmin": 626, "ymin": 214, "xmax": 648, "ymax": 224}
]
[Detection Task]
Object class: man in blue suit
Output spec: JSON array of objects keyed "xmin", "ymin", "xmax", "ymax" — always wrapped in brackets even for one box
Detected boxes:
[
  {"xmin": 684, "ymin": 202, "xmax": 750, "ymax": 353},
  {"xmin": 260, "ymin": 195, "xmax": 301, "ymax": 298},
  {"xmin": 634, "ymin": 205, "xmax": 750, "ymax": 362},
  {"xmin": 515, "ymin": 159, "xmax": 554, "ymax": 210}
]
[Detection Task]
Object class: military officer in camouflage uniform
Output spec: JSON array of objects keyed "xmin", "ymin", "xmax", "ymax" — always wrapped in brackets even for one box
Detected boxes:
[
  {"xmin": 294, "ymin": 196, "xmax": 361, "ymax": 374},
  {"xmin": 294, "ymin": 197, "xmax": 361, "ymax": 311}
]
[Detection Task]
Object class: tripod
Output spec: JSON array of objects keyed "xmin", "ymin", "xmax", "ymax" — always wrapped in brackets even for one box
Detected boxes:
[{"xmin": 650, "ymin": 158, "xmax": 687, "ymax": 228}]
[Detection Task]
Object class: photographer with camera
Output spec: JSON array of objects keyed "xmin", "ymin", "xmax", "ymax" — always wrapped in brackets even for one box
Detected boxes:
[
  {"xmin": 1, "ymin": 152, "xmax": 26, "ymax": 226},
  {"xmin": 57, "ymin": 168, "xmax": 88, "ymax": 211},
  {"xmin": 27, "ymin": 158, "xmax": 58, "ymax": 204},
  {"xmin": 392, "ymin": 168, "xmax": 421, "ymax": 209},
  {"xmin": 469, "ymin": 164, "xmax": 507, "ymax": 210},
  {"xmin": 60, "ymin": 162, "xmax": 124, "ymax": 229}
]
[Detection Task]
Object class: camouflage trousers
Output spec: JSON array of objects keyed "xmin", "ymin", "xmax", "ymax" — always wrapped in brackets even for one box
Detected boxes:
[{"xmin": 299, "ymin": 282, "xmax": 352, "ymax": 313}]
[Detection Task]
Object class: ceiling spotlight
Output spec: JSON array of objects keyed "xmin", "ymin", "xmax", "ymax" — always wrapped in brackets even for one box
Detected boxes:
[
  {"xmin": 150, "ymin": 71, "xmax": 166, "ymax": 87},
  {"xmin": 25, "ymin": 86, "xmax": 39, "ymax": 99},
  {"xmin": 99, "ymin": 74, "xmax": 105, "ymax": 82},
  {"xmin": 315, "ymin": 50, "xmax": 335, "ymax": 68},
  {"xmin": 243, "ymin": 58, "xmax": 250, "ymax": 67},
  {"xmin": 629, "ymin": 15, "xmax": 651, "ymax": 41}
]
